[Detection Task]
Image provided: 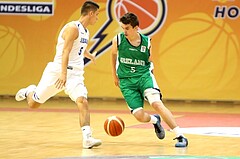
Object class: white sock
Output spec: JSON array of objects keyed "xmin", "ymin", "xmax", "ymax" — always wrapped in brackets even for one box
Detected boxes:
[
  {"xmin": 173, "ymin": 126, "xmax": 184, "ymax": 137},
  {"xmin": 82, "ymin": 126, "xmax": 91, "ymax": 139},
  {"xmin": 149, "ymin": 115, "xmax": 158, "ymax": 124}
]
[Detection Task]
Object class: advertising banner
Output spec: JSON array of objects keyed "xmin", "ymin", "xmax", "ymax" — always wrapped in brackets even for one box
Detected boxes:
[{"xmin": 0, "ymin": 0, "xmax": 239, "ymax": 101}]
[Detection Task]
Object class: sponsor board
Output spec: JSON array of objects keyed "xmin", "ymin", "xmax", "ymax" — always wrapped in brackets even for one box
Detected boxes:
[{"xmin": 0, "ymin": 1, "xmax": 53, "ymax": 15}]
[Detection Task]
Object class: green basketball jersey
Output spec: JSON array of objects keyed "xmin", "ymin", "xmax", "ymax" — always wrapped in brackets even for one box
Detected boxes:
[{"xmin": 116, "ymin": 32, "xmax": 151, "ymax": 78}]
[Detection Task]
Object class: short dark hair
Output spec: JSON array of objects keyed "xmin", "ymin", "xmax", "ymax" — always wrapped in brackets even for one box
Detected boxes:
[
  {"xmin": 120, "ymin": 13, "xmax": 139, "ymax": 28},
  {"xmin": 81, "ymin": 1, "xmax": 99, "ymax": 16}
]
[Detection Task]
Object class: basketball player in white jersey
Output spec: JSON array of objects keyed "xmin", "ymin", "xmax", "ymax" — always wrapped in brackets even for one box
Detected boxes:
[{"xmin": 15, "ymin": 1, "xmax": 101, "ymax": 149}]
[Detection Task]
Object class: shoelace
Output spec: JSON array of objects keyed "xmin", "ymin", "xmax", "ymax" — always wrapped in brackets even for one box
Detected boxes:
[{"xmin": 173, "ymin": 136, "xmax": 183, "ymax": 141}]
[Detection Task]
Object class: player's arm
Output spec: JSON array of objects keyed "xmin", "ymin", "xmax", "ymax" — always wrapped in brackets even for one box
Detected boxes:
[
  {"xmin": 111, "ymin": 36, "xmax": 119, "ymax": 87},
  {"xmin": 149, "ymin": 44, "xmax": 154, "ymax": 73},
  {"xmin": 55, "ymin": 23, "xmax": 78, "ymax": 89},
  {"xmin": 84, "ymin": 50, "xmax": 97, "ymax": 64}
]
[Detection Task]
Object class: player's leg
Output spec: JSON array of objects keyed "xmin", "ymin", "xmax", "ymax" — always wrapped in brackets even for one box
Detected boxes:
[
  {"xmin": 75, "ymin": 96, "xmax": 101, "ymax": 149},
  {"xmin": 152, "ymin": 100, "xmax": 188, "ymax": 147},
  {"xmin": 144, "ymin": 88, "xmax": 188, "ymax": 147},
  {"xmin": 65, "ymin": 76, "xmax": 101, "ymax": 149},
  {"xmin": 119, "ymin": 77, "xmax": 165, "ymax": 139},
  {"xmin": 151, "ymin": 100, "xmax": 177, "ymax": 130},
  {"xmin": 132, "ymin": 107, "xmax": 151, "ymax": 122},
  {"xmin": 15, "ymin": 62, "xmax": 63, "ymax": 109},
  {"xmin": 142, "ymin": 72, "xmax": 188, "ymax": 147},
  {"xmin": 131, "ymin": 107, "xmax": 165, "ymax": 140},
  {"xmin": 142, "ymin": 75, "xmax": 177, "ymax": 129},
  {"xmin": 76, "ymin": 96, "xmax": 90, "ymax": 127},
  {"xmin": 15, "ymin": 85, "xmax": 37, "ymax": 102},
  {"xmin": 27, "ymin": 91, "xmax": 40, "ymax": 108},
  {"xmin": 73, "ymin": 96, "xmax": 102, "ymax": 149}
]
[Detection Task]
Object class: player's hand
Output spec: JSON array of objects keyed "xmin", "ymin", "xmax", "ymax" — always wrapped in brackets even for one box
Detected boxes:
[
  {"xmin": 91, "ymin": 51, "xmax": 97, "ymax": 64},
  {"xmin": 55, "ymin": 74, "xmax": 67, "ymax": 89},
  {"xmin": 113, "ymin": 74, "xmax": 119, "ymax": 87}
]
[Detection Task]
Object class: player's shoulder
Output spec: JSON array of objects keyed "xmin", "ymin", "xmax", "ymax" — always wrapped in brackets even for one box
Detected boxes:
[
  {"xmin": 140, "ymin": 33, "xmax": 149, "ymax": 39},
  {"xmin": 112, "ymin": 33, "xmax": 120, "ymax": 42},
  {"xmin": 66, "ymin": 22, "xmax": 79, "ymax": 34},
  {"xmin": 140, "ymin": 33, "xmax": 151, "ymax": 43},
  {"xmin": 67, "ymin": 21, "xmax": 78, "ymax": 29},
  {"xmin": 113, "ymin": 32, "xmax": 125, "ymax": 45},
  {"xmin": 113, "ymin": 32, "xmax": 123, "ymax": 38},
  {"xmin": 62, "ymin": 21, "xmax": 78, "ymax": 30},
  {"xmin": 61, "ymin": 21, "xmax": 79, "ymax": 38}
]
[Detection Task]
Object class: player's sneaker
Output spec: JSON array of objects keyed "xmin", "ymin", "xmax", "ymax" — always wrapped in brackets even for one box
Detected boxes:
[
  {"xmin": 15, "ymin": 85, "xmax": 36, "ymax": 101},
  {"xmin": 83, "ymin": 137, "xmax": 102, "ymax": 149},
  {"xmin": 153, "ymin": 114, "xmax": 165, "ymax": 139},
  {"xmin": 174, "ymin": 135, "xmax": 188, "ymax": 147}
]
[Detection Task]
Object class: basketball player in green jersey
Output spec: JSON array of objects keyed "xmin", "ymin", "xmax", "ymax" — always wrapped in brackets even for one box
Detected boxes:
[{"xmin": 111, "ymin": 13, "xmax": 188, "ymax": 147}]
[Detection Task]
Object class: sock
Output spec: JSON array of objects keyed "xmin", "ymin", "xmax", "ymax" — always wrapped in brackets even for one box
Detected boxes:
[
  {"xmin": 82, "ymin": 126, "xmax": 92, "ymax": 139},
  {"xmin": 173, "ymin": 126, "xmax": 185, "ymax": 138},
  {"xmin": 149, "ymin": 115, "xmax": 158, "ymax": 124}
]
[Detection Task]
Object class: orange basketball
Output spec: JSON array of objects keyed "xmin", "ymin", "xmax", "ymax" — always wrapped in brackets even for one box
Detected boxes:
[{"xmin": 104, "ymin": 116, "xmax": 125, "ymax": 137}]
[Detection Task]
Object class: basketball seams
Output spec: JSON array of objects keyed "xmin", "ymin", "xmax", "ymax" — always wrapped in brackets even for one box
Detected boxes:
[
  {"xmin": 106, "ymin": 119, "xmax": 110, "ymax": 135},
  {"xmin": 112, "ymin": 120, "xmax": 120, "ymax": 136},
  {"xmin": 114, "ymin": 117, "xmax": 124, "ymax": 130},
  {"xmin": 104, "ymin": 116, "xmax": 124, "ymax": 137}
]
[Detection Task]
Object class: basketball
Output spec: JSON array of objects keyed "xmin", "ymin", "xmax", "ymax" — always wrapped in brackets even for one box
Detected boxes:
[{"xmin": 104, "ymin": 116, "xmax": 125, "ymax": 137}]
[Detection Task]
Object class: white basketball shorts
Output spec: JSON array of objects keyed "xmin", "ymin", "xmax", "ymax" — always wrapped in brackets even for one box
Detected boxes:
[{"xmin": 33, "ymin": 62, "xmax": 87, "ymax": 103}]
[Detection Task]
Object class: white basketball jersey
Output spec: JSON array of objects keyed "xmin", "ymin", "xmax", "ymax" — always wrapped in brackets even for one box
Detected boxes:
[{"xmin": 53, "ymin": 21, "xmax": 89, "ymax": 69}]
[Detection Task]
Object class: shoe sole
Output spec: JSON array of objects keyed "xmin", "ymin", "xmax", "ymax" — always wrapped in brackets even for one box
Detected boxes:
[
  {"xmin": 175, "ymin": 138, "xmax": 188, "ymax": 147},
  {"xmin": 153, "ymin": 115, "xmax": 165, "ymax": 140},
  {"xmin": 83, "ymin": 142, "xmax": 102, "ymax": 149},
  {"xmin": 154, "ymin": 124, "xmax": 165, "ymax": 139},
  {"xmin": 15, "ymin": 88, "xmax": 26, "ymax": 101}
]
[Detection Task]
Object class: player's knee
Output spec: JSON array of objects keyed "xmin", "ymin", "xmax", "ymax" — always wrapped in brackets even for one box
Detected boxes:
[
  {"xmin": 132, "ymin": 108, "xmax": 146, "ymax": 122},
  {"xmin": 151, "ymin": 101, "xmax": 164, "ymax": 111},
  {"xmin": 76, "ymin": 96, "xmax": 88, "ymax": 104},
  {"xmin": 144, "ymin": 88, "xmax": 162, "ymax": 105},
  {"xmin": 134, "ymin": 114, "xmax": 145, "ymax": 122},
  {"xmin": 76, "ymin": 97, "xmax": 88, "ymax": 109}
]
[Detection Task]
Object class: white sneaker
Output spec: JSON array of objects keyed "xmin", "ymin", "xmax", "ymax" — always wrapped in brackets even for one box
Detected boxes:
[
  {"xmin": 83, "ymin": 137, "xmax": 102, "ymax": 149},
  {"xmin": 15, "ymin": 85, "xmax": 36, "ymax": 101}
]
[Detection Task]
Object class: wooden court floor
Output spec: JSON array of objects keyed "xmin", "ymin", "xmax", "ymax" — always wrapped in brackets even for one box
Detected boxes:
[{"xmin": 0, "ymin": 96, "xmax": 240, "ymax": 159}]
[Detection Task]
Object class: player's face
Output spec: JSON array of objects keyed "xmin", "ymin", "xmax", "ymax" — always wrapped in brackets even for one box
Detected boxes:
[
  {"xmin": 89, "ymin": 10, "xmax": 99, "ymax": 25},
  {"xmin": 120, "ymin": 23, "xmax": 137, "ymax": 38}
]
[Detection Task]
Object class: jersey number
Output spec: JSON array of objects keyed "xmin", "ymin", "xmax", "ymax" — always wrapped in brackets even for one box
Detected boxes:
[
  {"xmin": 78, "ymin": 47, "xmax": 83, "ymax": 55},
  {"xmin": 130, "ymin": 67, "xmax": 136, "ymax": 73}
]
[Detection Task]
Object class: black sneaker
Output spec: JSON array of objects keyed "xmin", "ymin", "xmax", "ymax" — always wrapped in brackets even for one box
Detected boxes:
[
  {"xmin": 153, "ymin": 114, "xmax": 165, "ymax": 139},
  {"xmin": 174, "ymin": 135, "xmax": 188, "ymax": 147}
]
